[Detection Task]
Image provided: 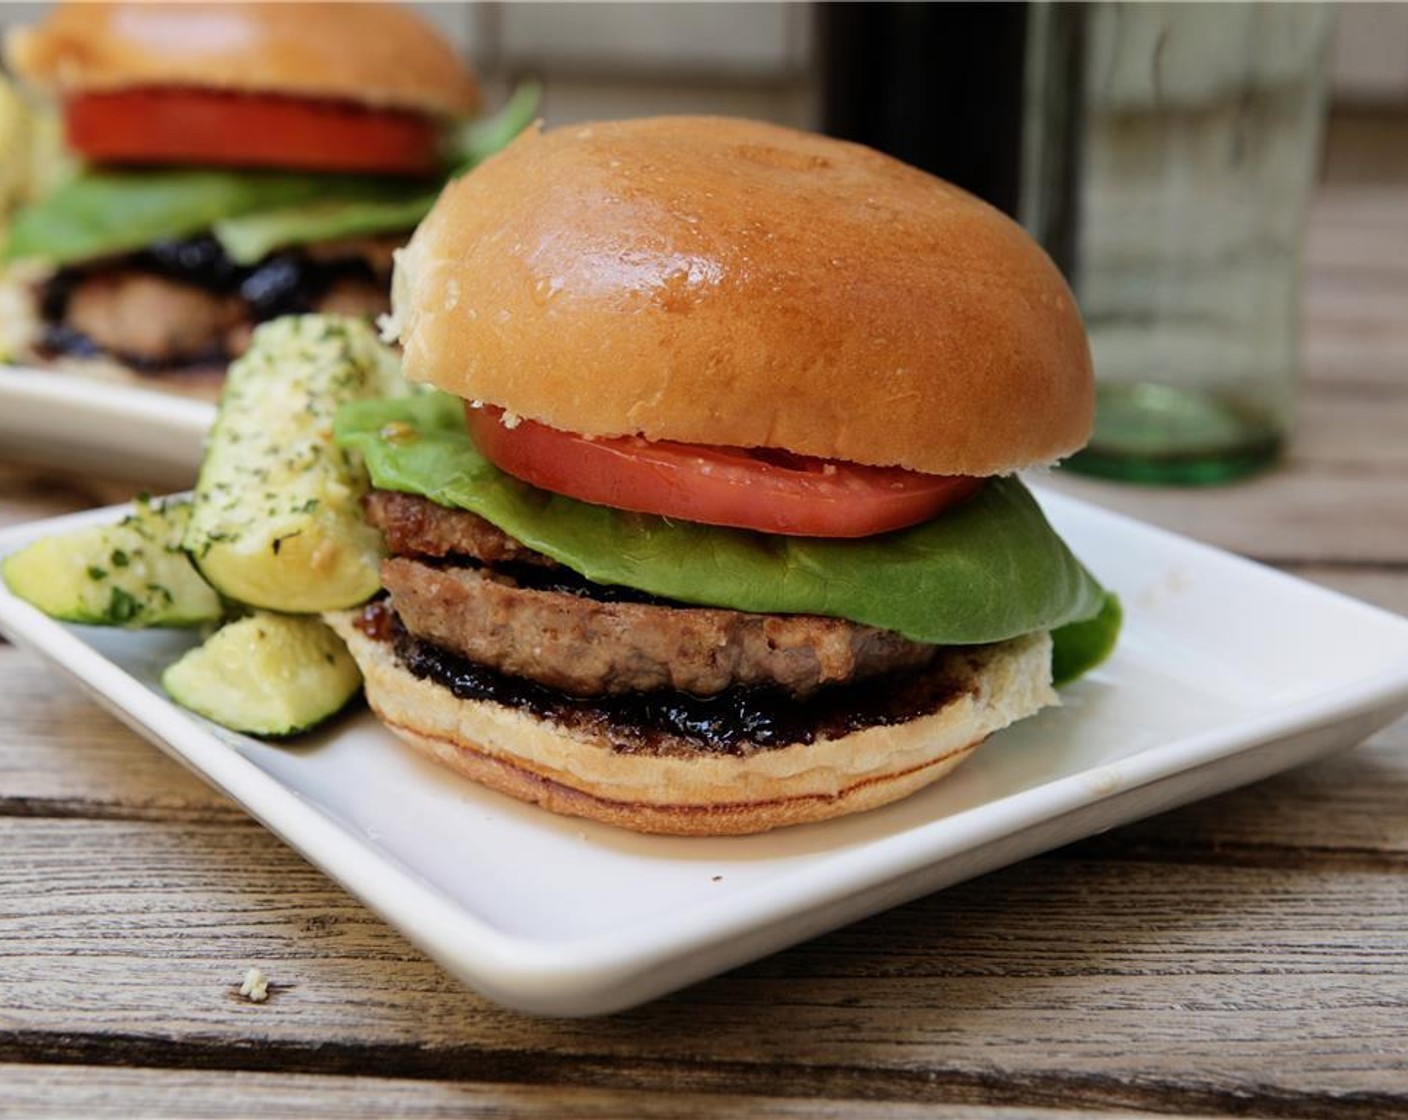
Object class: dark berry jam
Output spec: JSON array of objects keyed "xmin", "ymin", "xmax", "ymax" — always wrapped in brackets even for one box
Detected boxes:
[{"xmin": 388, "ymin": 619, "xmax": 974, "ymax": 756}]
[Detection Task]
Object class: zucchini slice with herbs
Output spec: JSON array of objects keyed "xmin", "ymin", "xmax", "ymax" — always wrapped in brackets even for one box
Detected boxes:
[
  {"xmin": 2, "ymin": 496, "xmax": 222, "ymax": 627},
  {"xmin": 162, "ymin": 612, "xmax": 362, "ymax": 737},
  {"xmin": 185, "ymin": 314, "xmax": 407, "ymax": 613}
]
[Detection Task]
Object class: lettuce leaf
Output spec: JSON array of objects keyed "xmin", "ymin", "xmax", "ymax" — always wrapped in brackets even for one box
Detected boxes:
[
  {"xmin": 211, "ymin": 191, "xmax": 438, "ymax": 266},
  {"xmin": 336, "ymin": 394, "xmax": 1117, "ymax": 667},
  {"xmin": 1051, "ymin": 590, "xmax": 1121, "ymax": 685},
  {"xmin": 447, "ymin": 81, "xmax": 542, "ymax": 173},
  {"xmin": 2, "ymin": 169, "xmax": 416, "ymax": 266}
]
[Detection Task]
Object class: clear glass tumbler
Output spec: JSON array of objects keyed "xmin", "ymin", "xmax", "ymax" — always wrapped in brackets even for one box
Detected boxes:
[{"xmin": 1025, "ymin": 2, "xmax": 1334, "ymax": 484}]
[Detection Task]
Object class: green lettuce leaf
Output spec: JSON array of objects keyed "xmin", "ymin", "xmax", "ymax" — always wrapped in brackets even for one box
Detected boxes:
[
  {"xmin": 448, "ymin": 81, "xmax": 542, "ymax": 174},
  {"xmin": 212, "ymin": 190, "xmax": 438, "ymax": 266},
  {"xmin": 2, "ymin": 169, "xmax": 418, "ymax": 266},
  {"xmin": 336, "ymin": 394, "xmax": 1115, "ymax": 661},
  {"xmin": 1051, "ymin": 591, "xmax": 1121, "ymax": 686}
]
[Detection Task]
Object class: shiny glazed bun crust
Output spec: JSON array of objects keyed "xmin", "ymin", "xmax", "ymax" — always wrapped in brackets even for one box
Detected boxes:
[
  {"xmin": 6, "ymin": 1, "xmax": 479, "ymax": 118},
  {"xmin": 390, "ymin": 116, "xmax": 1093, "ymax": 476}
]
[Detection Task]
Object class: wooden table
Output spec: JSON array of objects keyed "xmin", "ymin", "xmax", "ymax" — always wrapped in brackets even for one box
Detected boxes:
[{"xmin": 2, "ymin": 179, "xmax": 1407, "ymax": 1118}]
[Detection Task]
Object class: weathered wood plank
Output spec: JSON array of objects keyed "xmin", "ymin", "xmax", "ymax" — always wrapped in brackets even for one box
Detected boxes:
[
  {"xmin": 0, "ymin": 644, "xmax": 239, "ymax": 821},
  {"xmin": 0, "ymin": 464, "xmax": 139, "ymax": 530},
  {"xmin": 2, "ymin": 817, "xmax": 1408, "ymax": 1116},
  {"xmin": 1282, "ymin": 565, "xmax": 1408, "ymax": 616},
  {"xmin": 0, "ymin": 1065, "xmax": 1221, "ymax": 1120},
  {"xmin": 1303, "ymin": 287, "xmax": 1408, "ymax": 362},
  {"xmin": 1041, "ymin": 461, "xmax": 1408, "ymax": 565},
  {"xmin": 1305, "ymin": 190, "xmax": 1408, "ymax": 272},
  {"xmin": 1306, "ymin": 230, "xmax": 1408, "ymax": 276},
  {"xmin": 1290, "ymin": 382, "xmax": 1408, "ymax": 470}
]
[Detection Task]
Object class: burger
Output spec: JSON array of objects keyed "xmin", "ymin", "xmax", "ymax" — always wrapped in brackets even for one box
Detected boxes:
[
  {"xmin": 0, "ymin": 1, "xmax": 528, "ymax": 394},
  {"xmin": 330, "ymin": 116, "xmax": 1120, "ymax": 836}
]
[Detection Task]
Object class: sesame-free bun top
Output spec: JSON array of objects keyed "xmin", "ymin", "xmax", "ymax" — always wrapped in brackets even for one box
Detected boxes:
[
  {"xmin": 391, "ymin": 116, "xmax": 1093, "ymax": 476},
  {"xmin": 6, "ymin": 2, "xmax": 479, "ymax": 118}
]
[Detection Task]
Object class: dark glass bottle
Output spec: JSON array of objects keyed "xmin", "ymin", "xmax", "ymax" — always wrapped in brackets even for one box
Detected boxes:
[{"xmin": 817, "ymin": 2, "xmax": 1033, "ymax": 219}]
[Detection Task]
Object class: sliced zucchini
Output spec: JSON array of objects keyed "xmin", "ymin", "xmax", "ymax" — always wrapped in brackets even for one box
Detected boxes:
[
  {"xmin": 2, "ymin": 497, "xmax": 222, "ymax": 627},
  {"xmin": 185, "ymin": 314, "xmax": 407, "ymax": 613},
  {"xmin": 161, "ymin": 612, "xmax": 362, "ymax": 737}
]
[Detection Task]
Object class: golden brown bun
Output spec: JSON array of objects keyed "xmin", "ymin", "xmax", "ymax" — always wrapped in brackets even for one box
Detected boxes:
[
  {"xmin": 6, "ymin": 2, "xmax": 479, "ymax": 118},
  {"xmin": 389, "ymin": 116, "xmax": 1093, "ymax": 476},
  {"xmin": 327, "ymin": 615, "xmax": 1055, "ymax": 836}
]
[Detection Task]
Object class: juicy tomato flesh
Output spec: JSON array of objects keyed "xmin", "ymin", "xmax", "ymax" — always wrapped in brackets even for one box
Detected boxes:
[
  {"xmin": 465, "ymin": 405, "xmax": 983, "ymax": 538},
  {"xmin": 66, "ymin": 88, "xmax": 440, "ymax": 176}
]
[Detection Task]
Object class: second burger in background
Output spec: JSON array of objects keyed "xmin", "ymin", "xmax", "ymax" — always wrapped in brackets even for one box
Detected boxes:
[
  {"xmin": 0, "ymin": 1, "xmax": 531, "ymax": 393},
  {"xmin": 333, "ymin": 116, "xmax": 1121, "ymax": 836}
]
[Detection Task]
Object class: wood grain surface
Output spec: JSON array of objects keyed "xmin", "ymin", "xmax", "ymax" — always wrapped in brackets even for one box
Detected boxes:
[
  {"xmin": 0, "ymin": 1066, "xmax": 1233, "ymax": 1120},
  {"xmin": 2, "ymin": 125, "xmax": 1407, "ymax": 1118}
]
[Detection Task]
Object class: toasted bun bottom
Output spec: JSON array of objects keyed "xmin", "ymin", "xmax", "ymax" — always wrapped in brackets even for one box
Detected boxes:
[{"xmin": 328, "ymin": 615, "xmax": 1056, "ymax": 835}]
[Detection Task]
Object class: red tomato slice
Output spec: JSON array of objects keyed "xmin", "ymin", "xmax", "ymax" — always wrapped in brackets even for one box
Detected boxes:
[
  {"xmin": 465, "ymin": 405, "xmax": 982, "ymax": 538},
  {"xmin": 66, "ymin": 89, "xmax": 440, "ymax": 176}
]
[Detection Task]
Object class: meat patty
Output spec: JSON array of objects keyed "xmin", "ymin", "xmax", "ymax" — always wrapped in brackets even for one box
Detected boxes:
[
  {"xmin": 365, "ymin": 489, "xmax": 554, "ymax": 568},
  {"xmin": 39, "ymin": 233, "xmax": 397, "ymax": 370},
  {"xmin": 370, "ymin": 490, "xmax": 938, "ymax": 698},
  {"xmin": 64, "ymin": 271, "xmax": 244, "ymax": 364},
  {"xmin": 383, "ymin": 557, "xmax": 936, "ymax": 699}
]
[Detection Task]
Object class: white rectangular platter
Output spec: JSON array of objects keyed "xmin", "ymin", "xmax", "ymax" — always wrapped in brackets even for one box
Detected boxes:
[
  {"xmin": 0, "ymin": 364, "xmax": 214, "ymax": 486},
  {"xmin": 2, "ymin": 489, "xmax": 1407, "ymax": 1016}
]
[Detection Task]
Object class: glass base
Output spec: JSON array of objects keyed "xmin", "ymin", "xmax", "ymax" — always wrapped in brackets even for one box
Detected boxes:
[{"xmin": 1064, "ymin": 383, "xmax": 1284, "ymax": 486}]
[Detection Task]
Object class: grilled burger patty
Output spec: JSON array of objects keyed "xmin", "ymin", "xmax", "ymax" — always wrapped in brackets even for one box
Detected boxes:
[
  {"xmin": 367, "ymin": 488, "xmax": 554, "ymax": 569},
  {"xmin": 365, "ymin": 489, "xmax": 939, "ymax": 700},
  {"xmin": 37, "ymin": 234, "xmax": 396, "ymax": 370}
]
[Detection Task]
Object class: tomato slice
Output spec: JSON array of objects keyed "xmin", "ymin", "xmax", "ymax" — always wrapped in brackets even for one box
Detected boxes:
[
  {"xmin": 66, "ymin": 88, "xmax": 440, "ymax": 176},
  {"xmin": 465, "ymin": 405, "xmax": 982, "ymax": 538}
]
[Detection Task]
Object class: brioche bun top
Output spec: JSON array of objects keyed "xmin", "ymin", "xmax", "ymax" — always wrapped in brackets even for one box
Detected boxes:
[
  {"xmin": 6, "ymin": 1, "xmax": 479, "ymax": 118},
  {"xmin": 390, "ymin": 116, "xmax": 1093, "ymax": 476}
]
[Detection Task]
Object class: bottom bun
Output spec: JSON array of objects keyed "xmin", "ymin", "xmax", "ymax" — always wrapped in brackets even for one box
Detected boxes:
[{"xmin": 328, "ymin": 614, "xmax": 1057, "ymax": 836}]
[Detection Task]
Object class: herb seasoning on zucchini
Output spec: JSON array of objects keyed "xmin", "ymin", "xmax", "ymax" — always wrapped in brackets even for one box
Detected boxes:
[
  {"xmin": 185, "ymin": 314, "xmax": 408, "ymax": 613},
  {"xmin": 161, "ymin": 612, "xmax": 362, "ymax": 736},
  {"xmin": 2, "ymin": 496, "xmax": 222, "ymax": 627}
]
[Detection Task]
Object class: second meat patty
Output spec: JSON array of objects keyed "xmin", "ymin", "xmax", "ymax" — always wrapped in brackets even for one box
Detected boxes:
[{"xmin": 369, "ymin": 490, "xmax": 939, "ymax": 699}]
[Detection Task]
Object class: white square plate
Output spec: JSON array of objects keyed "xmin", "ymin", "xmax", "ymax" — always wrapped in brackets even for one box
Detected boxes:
[
  {"xmin": 0, "ymin": 364, "xmax": 214, "ymax": 486},
  {"xmin": 3, "ymin": 490, "xmax": 1407, "ymax": 1016}
]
